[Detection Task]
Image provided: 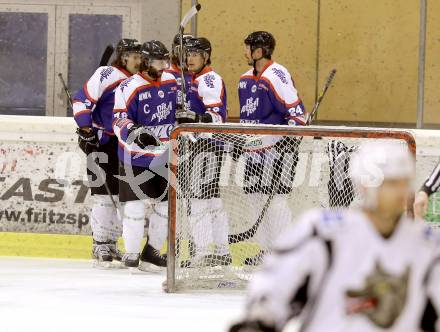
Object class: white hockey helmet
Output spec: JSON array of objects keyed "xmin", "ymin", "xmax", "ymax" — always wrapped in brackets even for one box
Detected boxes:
[{"xmin": 350, "ymin": 140, "xmax": 414, "ymax": 208}]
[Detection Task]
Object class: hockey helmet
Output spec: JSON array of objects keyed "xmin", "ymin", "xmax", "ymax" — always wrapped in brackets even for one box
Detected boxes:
[
  {"xmin": 141, "ymin": 40, "xmax": 170, "ymax": 60},
  {"xmin": 172, "ymin": 33, "xmax": 194, "ymax": 52},
  {"xmin": 350, "ymin": 141, "xmax": 414, "ymax": 208},
  {"xmin": 116, "ymin": 38, "xmax": 142, "ymax": 55},
  {"xmin": 185, "ymin": 37, "xmax": 212, "ymax": 57},
  {"xmin": 244, "ymin": 31, "xmax": 276, "ymax": 58}
]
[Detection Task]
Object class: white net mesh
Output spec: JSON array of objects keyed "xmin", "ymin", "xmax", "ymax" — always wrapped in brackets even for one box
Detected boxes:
[{"xmin": 166, "ymin": 125, "xmax": 415, "ymax": 292}]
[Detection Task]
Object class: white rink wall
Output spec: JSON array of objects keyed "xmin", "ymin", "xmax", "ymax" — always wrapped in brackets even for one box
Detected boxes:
[{"xmin": 0, "ymin": 115, "xmax": 438, "ymax": 235}]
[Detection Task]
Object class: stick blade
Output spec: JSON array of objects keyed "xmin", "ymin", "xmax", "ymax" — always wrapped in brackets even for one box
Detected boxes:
[
  {"xmin": 179, "ymin": 3, "xmax": 202, "ymax": 30},
  {"xmin": 99, "ymin": 44, "xmax": 115, "ymax": 67}
]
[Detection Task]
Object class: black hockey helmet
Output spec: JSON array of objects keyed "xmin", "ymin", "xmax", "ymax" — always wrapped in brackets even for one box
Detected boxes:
[
  {"xmin": 244, "ymin": 31, "xmax": 276, "ymax": 58},
  {"xmin": 116, "ymin": 38, "xmax": 141, "ymax": 55},
  {"xmin": 172, "ymin": 33, "xmax": 194, "ymax": 50},
  {"xmin": 172, "ymin": 33, "xmax": 194, "ymax": 66},
  {"xmin": 141, "ymin": 40, "xmax": 170, "ymax": 60},
  {"xmin": 185, "ymin": 37, "xmax": 212, "ymax": 57},
  {"xmin": 185, "ymin": 37, "xmax": 212, "ymax": 64}
]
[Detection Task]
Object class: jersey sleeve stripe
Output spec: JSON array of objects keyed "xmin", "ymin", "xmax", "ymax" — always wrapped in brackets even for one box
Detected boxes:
[
  {"xmin": 104, "ymin": 79, "xmax": 125, "ymax": 94},
  {"xmin": 83, "ymin": 83, "xmax": 98, "ymax": 104},
  {"xmin": 73, "ymin": 109, "xmax": 91, "ymax": 118},
  {"xmin": 260, "ymin": 76, "xmax": 300, "ymax": 108},
  {"xmin": 161, "ymin": 79, "xmax": 177, "ymax": 86},
  {"xmin": 117, "ymin": 140, "xmax": 166, "ymax": 156},
  {"xmin": 125, "ymin": 84, "xmax": 151, "ymax": 108},
  {"xmin": 113, "ymin": 108, "xmax": 128, "ymax": 113},
  {"xmin": 286, "ymin": 115, "xmax": 306, "ymax": 126},
  {"xmin": 204, "ymin": 102, "xmax": 223, "ymax": 107}
]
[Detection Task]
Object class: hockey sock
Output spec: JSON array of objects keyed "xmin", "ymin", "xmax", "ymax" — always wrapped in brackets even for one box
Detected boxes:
[
  {"xmin": 148, "ymin": 201, "xmax": 168, "ymax": 251},
  {"xmin": 91, "ymin": 194, "xmax": 119, "ymax": 242},
  {"xmin": 190, "ymin": 199, "xmax": 213, "ymax": 257},
  {"xmin": 262, "ymin": 195, "xmax": 293, "ymax": 248},
  {"xmin": 209, "ymin": 198, "xmax": 230, "ymax": 256},
  {"xmin": 122, "ymin": 200, "xmax": 145, "ymax": 253}
]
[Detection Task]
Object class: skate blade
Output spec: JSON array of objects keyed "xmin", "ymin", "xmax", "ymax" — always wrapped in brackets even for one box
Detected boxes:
[
  {"xmin": 128, "ymin": 267, "xmax": 141, "ymax": 274},
  {"xmin": 138, "ymin": 262, "xmax": 165, "ymax": 274},
  {"xmin": 110, "ymin": 260, "xmax": 126, "ymax": 269},
  {"xmin": 92, "ymin": 260, "xmax": 113, "ymax": 269}
]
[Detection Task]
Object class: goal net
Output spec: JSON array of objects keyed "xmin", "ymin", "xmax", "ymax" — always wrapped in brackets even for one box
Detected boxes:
[{"xmin": 165, "ymin": 124, "xmax": 416, "ymax": 292}]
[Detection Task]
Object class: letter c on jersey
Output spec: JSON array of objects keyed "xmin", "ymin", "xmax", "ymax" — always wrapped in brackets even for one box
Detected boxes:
[{"xmin": 144, "ymin": 104, "xmax": 150, "ymax": 115}]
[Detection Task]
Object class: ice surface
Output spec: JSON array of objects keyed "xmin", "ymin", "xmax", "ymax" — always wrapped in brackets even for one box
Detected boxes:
[{"xmin": 0, "ymin": 257, "xmax": 245, "ymax": 332}]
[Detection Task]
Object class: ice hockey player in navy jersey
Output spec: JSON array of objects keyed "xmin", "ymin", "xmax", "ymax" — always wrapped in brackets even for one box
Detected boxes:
[
  {"xmin": 72, "ymin": 38, "xmax": 141, "ymax": 266},
  {"xmin": 113, "ymin": 40, "xmax": 177, "ymax": 269},
  {"xmin": 236, "ymin": 31, "xmax": 307, "ymax": 266},
  {"xmin": 239, "ymin": 31, "xmax": 306, "ymax": 125},
  {"xmin": 176, "ymin": 37, "xmax": 232, "ymax": 267},
  {"xmin": 230, "ymin": 141, "xmax": 440, "ymax": 332}
]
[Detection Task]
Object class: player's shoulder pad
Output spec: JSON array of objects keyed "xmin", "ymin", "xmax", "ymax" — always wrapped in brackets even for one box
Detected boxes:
[
  {"xmin": 160, "ymin": 71, "xmax": 178, "ymax": 84},
  {"xmin": 273, "ymin": 208, "xmax": 346, "ymax": 253},
  {"xmin": 196, "ymin": 70, "xmax": 223, "ymax": 90},
  {"xmin": 261, "ymin": 62, "xmax": 292, "ymax": 86},
  {"xmin": 117, "ymin": 74, "xmax": 144, "ymax": 99},
  {"xmin": 240, "ymin": 68, "xmax": 255, "ymax": 79},
  {"xmin": 93, "ymin": 66, "xmax": 124, "ymax": 86}
]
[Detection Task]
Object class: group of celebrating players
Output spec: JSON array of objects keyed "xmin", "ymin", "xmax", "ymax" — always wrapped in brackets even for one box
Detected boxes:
[
  {"xmin": 72, "ymin": 31, "xmax": 306, "ymax": 270},
  {"xmin": 71, "ymin": 29, "xmax": 440, "ymax": 331}
]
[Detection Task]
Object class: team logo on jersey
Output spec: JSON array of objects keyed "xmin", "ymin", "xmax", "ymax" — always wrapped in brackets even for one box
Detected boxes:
[
  {"xmin": 152, "ymin": 102, "xmax": 172, "ymax": 122},
  {"xmin": 119, "ymin": 77, "xmax": 133, "ymax": 92},
  {"xmin": 204, "ymin": 74, "xmax": 215, "ymax": 88},
  {"xmin": 139, "ymin": 91, "xmax": 152, "ymax": 101},
  {"xmin": 100, "ymin": 67, "xmax": 114, "ymax": 82},
  {"xmin": 239, "ymin": 81, "xmax": 247, "ymax": 89},
  {"xmin": 271, "ymin": 68, "xmax": 288, "ymax": 84},
  {"xmin": 251, "ymin": 85, "xmax": 257, "ymax": 93},
  {"xmin": 240, "ymin": 97, "xmax": 259, "ymax": 117},
  {"xmin": 345, "ymin": 262, "xmax": 410, "ymax": 328},
  {"xmin": 158, "ymin": 90, "xmax": 165, "ymax": 98}
]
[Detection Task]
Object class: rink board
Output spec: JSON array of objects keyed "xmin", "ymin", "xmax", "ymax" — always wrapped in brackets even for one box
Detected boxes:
[{"xmin": 1, "ymin": 115, "xmax": 440, "ymax": 257}]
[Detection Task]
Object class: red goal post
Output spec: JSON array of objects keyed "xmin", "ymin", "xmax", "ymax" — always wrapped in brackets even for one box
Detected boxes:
[{"xmin": 165, "ymin": 124, "xmax": 416, "ymax": 293}]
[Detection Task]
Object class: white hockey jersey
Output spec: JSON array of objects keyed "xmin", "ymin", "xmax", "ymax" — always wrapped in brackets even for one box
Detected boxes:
[{"xmin": 240, "ymin": 209, "xmax": 440, "ymax": 332}]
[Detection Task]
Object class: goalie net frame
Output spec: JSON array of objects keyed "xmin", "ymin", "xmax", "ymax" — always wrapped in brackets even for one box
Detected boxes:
[{"xmin": 165, "ymin": 123, "xmax": 416, "ymax": 293}]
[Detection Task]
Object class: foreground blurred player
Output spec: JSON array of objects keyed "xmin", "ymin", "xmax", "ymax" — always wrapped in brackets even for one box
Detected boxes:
[
  {"xmin": 230, "ymin": 141, "xmax": 440, "ymax": 332},
  {"xmin": 176, "ymin": 37, "xmax": 232, "ymax": 266},
  {"xmin": 238, "ymin": 31, "xmax": 307, "ymax": 265},
  {"xmin": 73, "ymin": 39, "xmax": 141, "ymax": 265},
  {"xmin": 414, "ymin": 160, "xmax": 440, "ymax": 219},
  {"xmin": 113, "ymin": 40, "xmax": 177, "ymax": 269}
]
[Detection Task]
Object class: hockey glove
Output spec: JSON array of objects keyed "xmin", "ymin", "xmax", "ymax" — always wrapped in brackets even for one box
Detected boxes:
[
  {"xmin": 76, "ymin": 127, "xmax": 99, "ymax": 155},
  {"xmin": 127, "ymin": 124, "xmax": 161, "ymax": 149},
  {"xmin": 175, "ymin": 110, "xmax": 214, "ymax": 124},
  {"xmin": 175, "ymin": 103, "xmax": 198, "ymax": 124}
]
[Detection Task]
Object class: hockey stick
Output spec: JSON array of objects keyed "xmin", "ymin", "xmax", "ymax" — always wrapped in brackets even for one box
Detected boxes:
[
  {"xmin": 307, "ymin": 69, "xmax": 337, "ymax": 125},
  {"xmin": 99, "ymin": 44, "xmax": 114, "ymax": 67},
  {"xmin": 58, "ymin": 73, "xmax": 73, "ymax": 113},
  {"xmin": 228, "ymin": 138, "xmax": 302, "ymax": 244},
  {"xmin": 229, "ymin": 70, "xmax": 337, "ymax": 244},
  {"xmin": 57, "ymin": 73, "xmax": 120, "ymax": 215},
  {"xmin": 178, "ymin": 3, "xmax": 201, "ymax": 111}
]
